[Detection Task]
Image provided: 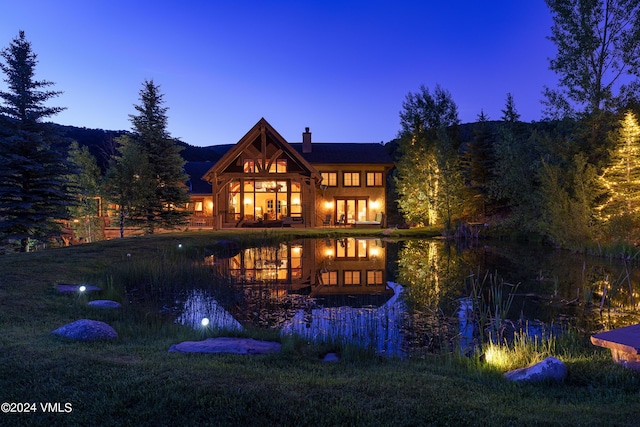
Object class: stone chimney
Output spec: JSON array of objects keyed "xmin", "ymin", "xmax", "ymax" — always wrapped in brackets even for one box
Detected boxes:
[{"xmin": 302, "ymin": 127, "xmax": 312, "ymax": 153}]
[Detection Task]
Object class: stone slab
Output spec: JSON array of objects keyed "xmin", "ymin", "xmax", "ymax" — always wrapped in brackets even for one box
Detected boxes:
[
  {"xmin": 591, "ymin": 324, "xmax": 640, "ymax": 354},
  {"xmin": 88, "ymin": 300, "xmax": 122, "ymax": 309},
  {"xmin": 168, "ymin": 337, "xmax": 281, "ymax": 355},
  {"xmin": 591, "ymin": 324, "xmax": 640, "ymax": 370}
]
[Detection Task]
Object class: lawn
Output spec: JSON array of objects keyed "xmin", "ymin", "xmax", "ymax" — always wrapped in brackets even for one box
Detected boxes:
[{"xmin": 1, "ymin": 229, "xmax": 639, "ymax": 426}]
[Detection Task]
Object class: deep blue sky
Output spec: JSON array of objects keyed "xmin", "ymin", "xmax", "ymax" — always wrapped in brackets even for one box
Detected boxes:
[{"xmin": 1, "ymin": 1, "xmax": 556, "ymax": 146}]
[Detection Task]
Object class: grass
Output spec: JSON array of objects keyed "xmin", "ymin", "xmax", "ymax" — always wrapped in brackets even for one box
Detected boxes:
[{"xmin": 1, "ymin": 229, "xmax": 640, "ymax": 426}]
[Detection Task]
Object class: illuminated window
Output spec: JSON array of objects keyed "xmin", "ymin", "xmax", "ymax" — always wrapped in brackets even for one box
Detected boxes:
[
  {"xmin": 243, "ymin": 160, "xmax": 255, "ymax": 173},
  {"xmin": 321, "ymin": 172, "xmax": 337, "ymax": 187},
  {"xmin": 321, "ymin": 270, "xmax": 338, "ymax": 286},
  {"xmin": 344, "ymin": 270, "xmax": 361, "ymax": 286},
  {"xmin": 194, "ymin": 201, "xmax": 203, "ymax": 212},
  {"xmin": 343, "ymin": 172, "xmax": 360, "ymax": 187},
  {"xmin": 366, "ymin": 270, "xmax": 384, "ymax": 285},
  {"xmin": 366, "ymin": 172, "xmax": 383, "ymax": 187},
  {"xmin": 268, "ymin": 159, "xmax": 287, "ymax": 173}
]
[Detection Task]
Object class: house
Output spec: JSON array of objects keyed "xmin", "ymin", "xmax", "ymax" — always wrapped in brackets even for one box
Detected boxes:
[{"xmin": 185, "ymin": 118, "xmax": 394, "ymax": 229}]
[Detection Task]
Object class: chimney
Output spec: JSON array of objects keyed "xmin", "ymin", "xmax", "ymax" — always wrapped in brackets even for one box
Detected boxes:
[{"xmin": 302, "ymin": 127, "xmax": 312, "ymax": 153}]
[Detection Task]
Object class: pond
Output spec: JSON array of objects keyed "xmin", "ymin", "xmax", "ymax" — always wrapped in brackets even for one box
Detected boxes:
[{"xmin": 125, "ymin": 238, "xmax": 640, "ymax": 357}]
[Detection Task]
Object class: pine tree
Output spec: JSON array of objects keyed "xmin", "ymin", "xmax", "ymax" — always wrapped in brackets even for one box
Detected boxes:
[
  {"xmin": 0, "ymin": 31, "xmax": 76, "ymax": 251},
  {"xmin": 107, "ymin": 80, "xmax": 189, "ymax": 234},
  {"xmin": 460, "ymin": 110, "xmax": 495, "ymax": 218},
  {"xmin": 599, "ymin": 111, "xmax": 640, "ymax": 223}
]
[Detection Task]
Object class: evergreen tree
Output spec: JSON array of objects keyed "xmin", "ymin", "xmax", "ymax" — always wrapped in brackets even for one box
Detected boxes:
[
  {"xmin": 0, "ymin": 31, "xmax": 76, "ymax": 251},
  {"xmin": 598, "ymin": 111, "xmax": 640, "ymax": 240},
  {"xmin": 460, "ymin": 110, "xmax": 495, "ymax": 218},
  {"xmin": 501, "ymin": 93, "xmax": 520, "ymax": 123},
  {"xmin": 107, "ymin": 80, "xmax": 189, "ymax": 234}
]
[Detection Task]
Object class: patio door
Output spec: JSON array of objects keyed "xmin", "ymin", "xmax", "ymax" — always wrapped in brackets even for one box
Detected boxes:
[{"xmin": 336, "ymin": 199, "xmax": 367, "ymax": 224}]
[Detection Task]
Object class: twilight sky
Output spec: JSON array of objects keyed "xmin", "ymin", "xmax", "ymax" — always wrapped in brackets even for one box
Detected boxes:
[{"xmin": 1, "ymin": 1, "xmax": 557, "ymax": 147}]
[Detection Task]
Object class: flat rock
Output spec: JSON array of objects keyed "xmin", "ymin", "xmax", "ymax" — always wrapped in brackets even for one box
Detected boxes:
[
  {"xmin": 504, "ymin": 356, "xmax": 567, "ymax": 382},
  {"xmin": 88, "ymin": 300, "xmax": 122, "ymax": 309},
  {"xmin": 168, "ymin": 337, "xmax": 281, "ymax": 355},
  {"xmin": 322, "ymin": 352, "xmax": 340, "ymax": 362},
  {"xmin": 52, "ymin": 319, "xmax": 118, "ymax": 341},
  {"xmin": 56, "ymin": 283, "xmax": 101, "ymax": 293}
]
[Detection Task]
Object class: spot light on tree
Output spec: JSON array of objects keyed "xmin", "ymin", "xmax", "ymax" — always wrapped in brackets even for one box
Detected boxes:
[{"xmin": 598, "ymin": 110, "xmax": 640, "ymax": 239}]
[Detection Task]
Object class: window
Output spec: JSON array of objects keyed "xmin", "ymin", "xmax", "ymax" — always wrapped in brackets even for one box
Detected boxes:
[
  {"xmin": 321, "ymin": 270, "xmax": 338, "ymax": 286},
  {"xmin": 269, "ymin": 159, "xmax": 287, "ymax": 173},
  {"xmin": 188, "ymin": 199, "xmax": 204, "ymax": 213},
  {"xmin": 366, "ymin": 172, "xmax": 383, "ymax": 187},
  {"xmin": 243, "ymin": 159, "xmax": 255, "ymax": 173},
  {"xmin": 321, "ymin": 172, "xmax": 337, "ymax": 187},
  {"xmin": 367, "ymin": 270, "xmax": 384, "ymax": 285},
  {"xmin": 343, "ymin": 172, "xmax": 360, "ymax": 187},
  {"xmin": 245, "ymin": 158, "xmax": 287, "ymax": 173},
  {"xmin": 344, "ymin": 270, "xmax": 361, "ymax": 286}
]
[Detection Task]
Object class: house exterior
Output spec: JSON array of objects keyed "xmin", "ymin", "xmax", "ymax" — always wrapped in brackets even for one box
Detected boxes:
[{"xmin": 185, "ymin": 118, "xmax": 394, "ymax": 229}]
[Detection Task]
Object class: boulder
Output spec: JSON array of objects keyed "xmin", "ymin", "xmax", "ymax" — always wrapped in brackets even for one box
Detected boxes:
[
  {"xmin": 504, "ymin": 356, "xmax": 567, "ymax": 382},
  {"xmin": 52, "ymin": 319, "xmax": 118, "ymax": 341},
  {"xmin": 88, "ymin": 300, "xmax": 122, "ymax": 309},
  {"xmin": 168, "ymin": 337, "xmax": 281, "ymax": 355}
]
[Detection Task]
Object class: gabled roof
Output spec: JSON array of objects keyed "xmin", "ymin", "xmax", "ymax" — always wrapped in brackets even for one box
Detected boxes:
[{"xmin": 202, "ymin": 118, "xmax": 320, "ymax": 182}]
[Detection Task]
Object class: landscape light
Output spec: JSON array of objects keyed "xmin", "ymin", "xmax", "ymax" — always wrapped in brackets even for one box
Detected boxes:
[
  {"xmin": 78, "ymin": 285, "xmax": 86, "ymax": 293},
  {"xmin": 178, "ymin": 243, "xmax": 182, "ymax": 248},
  {"xmin": 201, "ymin": 318, "xmax": 210, "ymax": 327}
]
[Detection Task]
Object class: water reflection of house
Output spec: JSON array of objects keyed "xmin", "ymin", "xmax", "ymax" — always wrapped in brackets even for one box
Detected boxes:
[
  {"xmin": 212, "ymin": 238, "xmax": 393, "ymax": 306},
  {"xmin": 185, "ymin": 118, "xmax": 394, "ymax": 229}
]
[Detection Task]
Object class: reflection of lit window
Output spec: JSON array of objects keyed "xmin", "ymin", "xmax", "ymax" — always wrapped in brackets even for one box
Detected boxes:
[
  {"xmin": 344, "ymin": 270, "xmax": 361, "ymax": 286},
  {"xmin": 336, "ymin": 238, "xmax": 367, "ymax": 258},
  {"xmin": 367, "ymin": 270, "xmax": 384, "ymax": 285},
  {"xmin": 321, "ymin": 271, "xmax": 338, "ymax": 286}
]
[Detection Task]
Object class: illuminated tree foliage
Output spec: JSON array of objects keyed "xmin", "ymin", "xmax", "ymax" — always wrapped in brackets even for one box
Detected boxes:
[
  {"xmin": 598, "ymin": 111, "xmax": 640, "ymax": 235},
  {"xmin": 67, "ymin": 141, "xmax": 103, "ymax": 242},
  {"xmin": 395, "ymin": 84, "xmax": 461, "ymax": 227}
]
